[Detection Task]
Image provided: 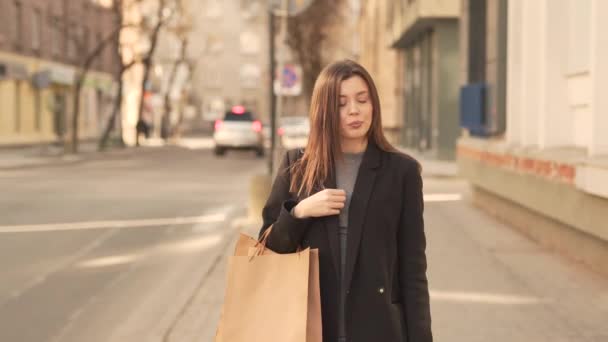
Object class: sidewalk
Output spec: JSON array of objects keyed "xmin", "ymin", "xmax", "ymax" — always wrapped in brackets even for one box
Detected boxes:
[
  {"xmin": 398, "ymin": 146, "xmax": 459, "ymax": 178},
  {"xmin": 165, "ymin": 180, "xmax": 608, "ymax": 341},
  {"xmin": 0, "ymin": 141, "xmax": 125, "ymax": 170},
  {"xmin": 162, "ymin": 217, "xmax": 261, "ymax": 342},
  {"xmin": 0, "ymin": 137, "xmax": 215, "ymax": 170}
]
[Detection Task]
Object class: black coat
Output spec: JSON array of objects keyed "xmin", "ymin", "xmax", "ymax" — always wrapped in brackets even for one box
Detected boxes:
[{"xmin": 259, "ymin": 142, "xmax": 432, "ymax": 342}]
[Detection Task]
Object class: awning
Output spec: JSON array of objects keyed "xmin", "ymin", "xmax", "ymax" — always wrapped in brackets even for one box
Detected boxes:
[
  {"xmin": 32, "ymin": 66, "xmax": 75, "ymax": 88},
  {"xmin": 0, "ymin": 61, "xmax": 29, "ymax": 81}
]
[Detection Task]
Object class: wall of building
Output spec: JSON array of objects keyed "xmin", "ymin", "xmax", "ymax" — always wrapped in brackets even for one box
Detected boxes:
[
  {"xmin": 504, "ymin": 0, "xmax": 608, "ymax": 154},
  {"xmin": 193, "ymin": 0, "xmax": 270, "ymax": 123},
  {"xmin": 0, "ymin": 0, "xmax": 118, "ymax": 147},
  {"xmin": 458, "ymin": 0, "xmax": 608, "ymax": 271},
  {"xmin": 358, "ymin": 0, "xmax": 403, "ymax": 145}
]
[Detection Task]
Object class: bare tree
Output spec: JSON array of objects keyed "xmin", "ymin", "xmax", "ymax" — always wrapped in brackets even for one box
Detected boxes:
[
  {"xmin": 173, "ymin": 59, "xmax": 197, "ymax": 138},
  {"xmin": 135, "ymin": 0, "xmax": 177, "ymax": 146},
  {"xmin": 160, "ymin": 3, "xmax": 192, "ymax": 140},
  {"xmin": 55, "ymin": 8, "xmax": 132, "ymax": 154},
  {"xmin": 285, "ymin": 0, "xmax": 346, "ymax": 100}
]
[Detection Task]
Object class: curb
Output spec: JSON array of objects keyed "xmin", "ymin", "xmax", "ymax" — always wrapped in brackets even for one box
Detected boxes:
[{"xmin": 161, "ymin": 216, "xmax": 262, "ymax": 341}]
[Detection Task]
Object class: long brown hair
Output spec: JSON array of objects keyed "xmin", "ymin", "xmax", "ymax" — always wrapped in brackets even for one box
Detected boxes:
[{"xmin": 290, "ymin": 59, "xmax": 397, "ymax": 197}]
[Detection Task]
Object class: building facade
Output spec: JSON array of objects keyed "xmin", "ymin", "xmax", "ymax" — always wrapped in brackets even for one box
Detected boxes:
[
  {"xmin": 388, "ymin": 0, "xmax": 461, "ymax": 160},
  {"xmin": 458, "ymin": 0, "xmax": 608, "ymax": 274},
  {"xmin": 194, "ymin": 0, "xmax": 270, "ymax": 124},
  {"xmin": 0, "ymin": 0, "xmax": 118, "ymax": 147},
  {"xmin": 357, "ymin": 0, "xmax": 404, "ymax": 145}
]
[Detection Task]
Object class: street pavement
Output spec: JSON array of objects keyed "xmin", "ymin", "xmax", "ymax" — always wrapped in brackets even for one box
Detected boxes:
[
  {"xmin": 1, "ymin": 142, "xmax": 607, "ymax": 341},
  {"xmin": 0, "ymin": 144, "xmax": 266, "ymax": 342}
]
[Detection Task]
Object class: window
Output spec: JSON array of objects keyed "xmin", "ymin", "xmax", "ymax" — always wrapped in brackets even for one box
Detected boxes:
[
  {"xmin": 96, "ymin": 32, "xmax": 103, "ymax": 67},
  {"xmin": 206, "ymin": 34, "xmax": 224, "ymax": 54},
  {"xmin": 241, "ymin": 0, "xmax": 261, "ymax": 20},
  {"xmin": 51, "ymin": 16, "xmax": 61, "ymax": 56},
  {"xmin": 224, "ymin": 111, "xmax": 254, "ymax": 121},
  {"xmin": 68, "ymin": 23, "xmax": 77, "ymax": 59},
  {"xmin": 83, "ymin": 27, "xmax": 90, "ymax": 55},
  {"xmin": 467, "ymin": 0, "xmax": 487, "ymax": 83},
  {"xmin": 14, "ymin": 1, "xmax": 23, "ymax": 50},
  {"xmin": 32, "ymin": 9, "xmax": 42, "ymax": 51},
  {"xmin": 240, "ymin": 31, "xmax": 260, "ymax": 55},
  {"xmin": 240, "ymin": 64, "xmax": 261, "ymax": 89},
  {"xmin": 205, "ymin": 0, "xmax": 222, "ymax": 18}
]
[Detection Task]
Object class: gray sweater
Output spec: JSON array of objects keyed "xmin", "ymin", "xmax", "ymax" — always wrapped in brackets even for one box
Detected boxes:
[
  {"xmin": 289, "ymin": 152, "xmax": 364, "ymax": 339},
  {"xmin": 336, "ymin": 152, "xmax": 364, "ymax": 338}
]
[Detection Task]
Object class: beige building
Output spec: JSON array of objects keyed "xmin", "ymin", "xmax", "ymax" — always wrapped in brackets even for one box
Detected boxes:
[
  {"xmin": 0, "ymin": 0, "xmax": 118, "ymax": 147},
  {"xmin": 388, "ymin": 0, "xmax": 461, "ymax": 159},
  {"xmin": 194, "ymin": 0, "xmax": 270, "ymax": 124},
  {"xmin": 458, "ymin": 0, "xmax": 608, "ymax": 275},
  {"xmin": 357, "ymin": 0, "xmax": 404, "ymax": 145}
]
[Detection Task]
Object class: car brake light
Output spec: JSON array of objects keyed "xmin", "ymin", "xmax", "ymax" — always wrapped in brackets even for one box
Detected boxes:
[
  {"xmin": 252, "ymin": 120, "xmax": 262, "ymax": 132},
  {"xmin": 215, "ymin": 119, "xmax": 223, "ymax": 130},
  {"xmin": 278, "ymin": 128, "xmax": 285, "ymax": 136},
  {"xmin": 232, "ymin": 105, "xmax": 245, "ymax": 114}
]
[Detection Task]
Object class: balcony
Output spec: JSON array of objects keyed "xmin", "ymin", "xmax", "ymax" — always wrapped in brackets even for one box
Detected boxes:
[{"xmin": 389, "ymin": 0, "xmax": 460, "ymax": 47}]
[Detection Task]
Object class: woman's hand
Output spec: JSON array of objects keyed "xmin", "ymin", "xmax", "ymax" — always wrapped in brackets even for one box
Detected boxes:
[{"xmin": 293, "ymin": 189, "xmax": 346, "ymax": 219}]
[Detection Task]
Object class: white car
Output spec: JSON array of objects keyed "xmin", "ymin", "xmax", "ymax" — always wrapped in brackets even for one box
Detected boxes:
[
  {"xmin": 278, "ymin": 116, "xmax": 310, "ymax": 149},
  {"xmin": 213, "ymin": 106, "xmax": 265, "ymax": 157}
]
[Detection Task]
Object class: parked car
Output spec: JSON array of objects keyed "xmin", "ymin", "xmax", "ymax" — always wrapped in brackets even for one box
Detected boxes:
[
  {"xmin": 278, "ymin": 116, "xmax": 310, "ymax": 149},
  {"xmin": 213, "ymin": 106, "xmax": 265, "ymax": 157}
]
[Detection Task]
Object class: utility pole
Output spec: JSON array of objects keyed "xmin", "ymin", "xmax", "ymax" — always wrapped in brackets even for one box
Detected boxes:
[
  {"xmin": 268, "ymin": 8, "xmax": 276, "ymax": 175},
  {"xmin": 267, "ymin": 0, "xmax": 312, "ymax": 176},
  {"xmin": 268, "ymin": 0, "xmax": 289, "ymax": 176}
]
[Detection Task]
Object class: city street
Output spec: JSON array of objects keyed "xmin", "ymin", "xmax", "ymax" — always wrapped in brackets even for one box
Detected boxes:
[
  {"xmin": 0, "ymin": 145, "xmax": 265, "ymax": 342},
  {"xmin": 1, "ymin": 144, "xmax": 607, "ymax": 341}
]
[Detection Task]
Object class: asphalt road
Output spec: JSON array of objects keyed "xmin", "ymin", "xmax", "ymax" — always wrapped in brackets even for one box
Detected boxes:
[
  {"xmin": 0, "ymin": 145, "xmax": 266, "ymax": 342},
  {"xmin": 1, "ymin": 143, "xmax": 607, "ymax": 342}
]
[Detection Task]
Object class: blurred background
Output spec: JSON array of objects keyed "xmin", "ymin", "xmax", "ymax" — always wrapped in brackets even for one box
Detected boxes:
[{"xmin": 0, "ymin": 0, "xmax": 607, "ymax": 341}]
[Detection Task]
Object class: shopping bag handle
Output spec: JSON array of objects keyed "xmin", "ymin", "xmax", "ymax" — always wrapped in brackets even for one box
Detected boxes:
[
  {"xmin": 250, "ymin": 225, "xmax": 303, "ymax": 259},
  {"xmin": 253, "ymin": 226, "xmax": 273, "ymax": 257}
]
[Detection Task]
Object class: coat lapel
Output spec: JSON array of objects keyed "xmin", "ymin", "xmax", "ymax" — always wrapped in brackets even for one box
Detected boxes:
[
  {"xmin": 323, "ymin": 143, "xmax": 382, "ymax": 287},
  {"xmin": 343, "ymin": 143, "xmax": 380, "ymax": 292},
  {"xmin": 323, "ymin": 169, "xmax": 341, "ymax": 278}
]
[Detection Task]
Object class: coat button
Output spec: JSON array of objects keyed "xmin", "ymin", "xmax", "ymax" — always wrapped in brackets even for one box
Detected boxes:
[{"xmin": 378, "ymin": 287, "xmax": 385, "ymax": 294}]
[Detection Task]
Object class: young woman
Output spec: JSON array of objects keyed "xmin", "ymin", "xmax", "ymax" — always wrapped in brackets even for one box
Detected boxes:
[{"xmin": 259, "ymin": 60, "xmax": 432, "ymax": 342}]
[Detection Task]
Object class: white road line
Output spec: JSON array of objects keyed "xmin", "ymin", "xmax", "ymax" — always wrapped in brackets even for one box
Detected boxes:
[
  {"xmin": 430, "ymin": 290, "xmax": 547, "ymax": 305},
  {"xmin": 424, "ymin": 193, "xmax": 463, "ymax": 202},
  {"xmin": 0, "ymin": 213, "xmax": 227, "ymax": 233}
]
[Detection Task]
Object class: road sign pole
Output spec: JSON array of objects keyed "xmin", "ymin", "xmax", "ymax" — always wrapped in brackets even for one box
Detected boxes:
[
  {"xmin": 267, "ymin": 0, "xmax": 312, "ymax": 176},
  {"xmin": 268, "ymin": 9, "xmax": 276, "ymax": 176}
]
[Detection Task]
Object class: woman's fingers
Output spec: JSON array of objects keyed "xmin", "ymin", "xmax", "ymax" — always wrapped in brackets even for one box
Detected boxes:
[
  {"xmin": 328, "ymin": 201, "xmax": 345, "ymax": 209},
  {"xmin": 330, "ymin": 194, "xmax": 346, "ymax": 201},
  {"xmin": 327, "ymin": 189, "xmax": 346, "ymax": 196}
]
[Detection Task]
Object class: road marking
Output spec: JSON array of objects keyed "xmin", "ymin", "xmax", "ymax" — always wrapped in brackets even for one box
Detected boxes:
[
  {"xmin": 78, "ymin": 254, "xmax": 140, "ymax": 268},
  {"xmin": 0, "ymin": 213, "xmax": 227, "ymax": 233},
  {"xmin": 424, "ymin": 193, "xmax": 463, "ymax": 202},
  {"xmin": 176, "ymin": 137, "xmax": 215, "ymax": 150},
  {"xmin": 430, "ymin": 290, "xmax": 546, "ymax": 305}
]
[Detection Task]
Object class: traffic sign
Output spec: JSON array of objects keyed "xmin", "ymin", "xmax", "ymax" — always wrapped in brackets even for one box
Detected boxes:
[{"xmin": 274, "ymin": 64, "xmax": 302, "ymax": 96}]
